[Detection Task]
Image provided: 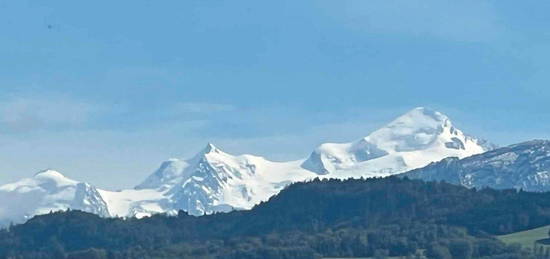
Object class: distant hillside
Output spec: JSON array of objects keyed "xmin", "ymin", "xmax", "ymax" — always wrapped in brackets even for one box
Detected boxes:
[
  {"xmin": 403, "ymin": 140, "xmax": 550, "ymax": 192},
  {"xmin": 0, "ymin": 177, "xmax": 546, "ymax": 258}
]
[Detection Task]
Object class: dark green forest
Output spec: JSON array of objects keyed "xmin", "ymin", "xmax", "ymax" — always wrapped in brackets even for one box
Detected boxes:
[{"xmin": 2, "ymin": 177, "xmax": 550, "ymax": 258}]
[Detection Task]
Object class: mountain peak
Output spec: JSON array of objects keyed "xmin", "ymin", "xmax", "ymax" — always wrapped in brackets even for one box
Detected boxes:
[
  {"xmin": 136, "ymin": 143, "xmax": 231, "ymax": 191},
  {"xmin": 364, "ymin": 107, "xmax": 455, "ymax": 152},
  {"xmin": 202, "ymin": 143, "xmax": 221, "ymax": 154},
  {"xmin": 303, "ymin": 107, "xmax": 489, "ymax": 175},
  {"xmin": 34, "ymin": 169, "xmax": 65, "ymax": 178},
  {"xmin": 33, "ymin": 169, "xmax": 78, "ymax": 186},
  {"xmin": 0, "ymin": 169, "xmax": 110, "ymax": 226},
  {"xmin": 386, "ymin": 107, "xmax": 450, "ymax": 129}
]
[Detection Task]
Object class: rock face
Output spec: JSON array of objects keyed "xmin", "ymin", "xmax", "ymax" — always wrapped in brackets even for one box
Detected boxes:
[
  {"xmin": 0, "ymin": 107, "xmax": 493, "ymax": 225},
  {"xmin": 403, "ymin": 140, "xmax": 550, "ymax": 191}
]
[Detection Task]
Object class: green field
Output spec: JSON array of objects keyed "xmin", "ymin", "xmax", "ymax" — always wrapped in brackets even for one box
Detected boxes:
[
  {"xmin": 324, "ymin": 228, "xmax": 550, "ymax": 259},
  {"xmin": 497, "ymin": 225, "xmax": 550, "ymax": 248}
]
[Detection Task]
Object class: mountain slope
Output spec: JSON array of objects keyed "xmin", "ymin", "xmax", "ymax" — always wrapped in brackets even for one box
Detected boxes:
[
  {"xmin": 0, "ymin": 170, "xmax": 109, "ymax": 226},
  {"xmin": 134, "ymin": 144, "xmax": 316, "ymax": 216},
  {"xmin": 403, "ymin": 140, "xmax": 550, "ymax": 191},
  {"xmin": 303, "ymin": 107, "xmax": 490, "ymax": 178},
  {"xmin": 129, "ymin": 107, "xmax": 490, "ymax": 217},
  {"xmin": 0, "ymin": 107, "xmax": 492, "ymax": 223}
]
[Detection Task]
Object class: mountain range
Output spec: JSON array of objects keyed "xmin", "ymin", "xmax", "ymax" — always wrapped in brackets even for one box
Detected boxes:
[
  {"xmin": 403, "ymin": 139, "xmax": 550, "ymax": 191},
  {"xmin": 0, "ymin": 107, "xmax": 498, "ymax": 226}
]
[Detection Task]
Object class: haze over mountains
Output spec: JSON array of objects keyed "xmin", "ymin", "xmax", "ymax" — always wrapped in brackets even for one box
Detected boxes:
[{"xmin": 0, "ymin": 107, "xmax": 497, "ymax": 225}]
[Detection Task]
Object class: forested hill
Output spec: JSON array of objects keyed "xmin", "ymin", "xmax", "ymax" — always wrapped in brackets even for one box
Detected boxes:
[{"xmin": 2, "ymin": 177, "xmax": 550, "ymax": 258}]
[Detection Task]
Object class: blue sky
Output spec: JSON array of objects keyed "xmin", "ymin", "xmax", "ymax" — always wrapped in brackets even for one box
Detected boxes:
[{"xmin": 1, "ymin": 0, "xmax": 549, "ymax": 188}]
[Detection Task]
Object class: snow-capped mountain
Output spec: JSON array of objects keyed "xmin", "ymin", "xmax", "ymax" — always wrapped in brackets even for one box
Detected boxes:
[
  {"xmin": 0, "ymin": 170, "xmax": 109, "ymax": 226},
  {"xmin": 0, "ymin": 107, "xmax": 493, "ymax": 225},
  {"xmin": 133, "ymin": 143, "xmax": 316, "ymax": 216},
  {"xmin": 403, "ymin": 140, "xmax": 550, "ymax": 191},
  {"xmin": 302, "ymin": 107, "xmax": 490, "ymax": 178},
  {"xmin": 126, "ymin": 107, "xmax": 490, "ymax": 217}
]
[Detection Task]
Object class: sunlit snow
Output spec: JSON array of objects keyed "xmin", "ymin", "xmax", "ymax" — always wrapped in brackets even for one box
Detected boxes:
[{"xmin": 0, "ymin": 107, "xmax": 492, "ymax": 226}]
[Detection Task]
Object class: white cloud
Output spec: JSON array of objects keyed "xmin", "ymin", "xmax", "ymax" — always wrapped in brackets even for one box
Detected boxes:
[
  {"xmin": 322, "ymin": 0, "xmax": 502, "ymax": 42},
  {"xmin": 173, "ymin": 102, "xmax": 236, "ymax": 114},
  {"xmin": 0, "ymin": 95, "xmax": 99, "ymax": 133}
]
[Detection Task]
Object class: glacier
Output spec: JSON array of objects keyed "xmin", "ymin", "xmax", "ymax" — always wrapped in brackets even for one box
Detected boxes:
[
  {"xmin": 0, "ymin": 170, "xmax": 109, "ymax": 226},
  {"xmin": 0, "ymin": 107, "xmax": 492, "ymax": 226}
]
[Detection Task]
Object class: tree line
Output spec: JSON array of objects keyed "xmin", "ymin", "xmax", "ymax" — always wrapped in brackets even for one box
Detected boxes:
[{"xmin": 2, "ymin": 177, "xmax": 550, "ymax": 258}]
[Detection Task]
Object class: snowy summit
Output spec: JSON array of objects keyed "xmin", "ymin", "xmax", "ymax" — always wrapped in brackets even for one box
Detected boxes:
[
  {"xmin": 303, "ymin": 107, "xmax": 489, "ymax": 178},
  {"xmin": 0, "ymin": 107, "xmax": 492, "ymax": 225}
]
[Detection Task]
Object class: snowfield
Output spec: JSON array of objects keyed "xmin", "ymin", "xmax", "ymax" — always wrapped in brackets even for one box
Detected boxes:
[{"xmin": 0, "ymin": 107, "xmax": 492, "ymax": 226}]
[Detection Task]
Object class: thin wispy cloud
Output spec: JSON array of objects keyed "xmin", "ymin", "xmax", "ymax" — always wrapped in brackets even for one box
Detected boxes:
[
  {"xmin": 174, "ymin": 102, "xmax": 236, "ymax": 114},
  {"xmin": 0, "ymin": 95, "xmax": 100, "ymax": 133},
  {"xmin": 0, "ymin": 0, "xmax": 548, "ymax": 190},
  {"xmin": 322, "ymin": 0, "xmax": 502, "ymax": 42}
]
